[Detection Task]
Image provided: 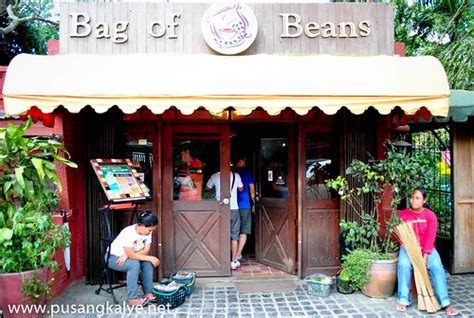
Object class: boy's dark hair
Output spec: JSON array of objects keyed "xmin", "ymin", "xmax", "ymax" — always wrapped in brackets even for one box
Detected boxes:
[
  {"xmin": 137, "ymin": 210, "xmax": 158, "ymax": 227},
  {"xmin": 232, "ymin": 153, "xmax": 247, "ymax": 165}
]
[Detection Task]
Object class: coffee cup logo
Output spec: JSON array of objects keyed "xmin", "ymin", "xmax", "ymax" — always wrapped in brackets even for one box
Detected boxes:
[{"xmin": 201, "ymin": 3, "xmax": 258, "ymax": 55}]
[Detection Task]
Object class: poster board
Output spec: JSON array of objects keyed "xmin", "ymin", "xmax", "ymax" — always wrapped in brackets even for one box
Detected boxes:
[{"xmin": 90, "ymin": 159, "xmax": 150, "ymax": 202}]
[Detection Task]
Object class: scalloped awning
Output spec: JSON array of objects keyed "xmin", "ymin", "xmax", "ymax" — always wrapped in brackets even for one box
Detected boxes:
[
  {"xmin": 3, "ymin": 53, "xmax": 450, "ymax": 117},
  {"xmin": 401, "ymin": 90, "xmax": 474, "ymax": 124}
]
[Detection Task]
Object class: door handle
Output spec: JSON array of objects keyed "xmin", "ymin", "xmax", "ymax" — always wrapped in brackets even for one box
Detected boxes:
[{"xmin": 220, "ymin": 198, "xmax": 230, "ymax": 205}]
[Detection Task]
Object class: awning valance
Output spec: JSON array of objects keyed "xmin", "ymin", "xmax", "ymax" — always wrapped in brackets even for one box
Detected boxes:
[
  {"xmin": 401, "ymin": 90, "xmax": 474, "ymax": 124},
  {"xmin": 3, "ymin": 53, "xmax": 450, "ymax": 117}
]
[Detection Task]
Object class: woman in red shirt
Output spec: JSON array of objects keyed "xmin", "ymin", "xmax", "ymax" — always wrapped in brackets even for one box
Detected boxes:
[{"xmin": 396, "ymin": 188, "xmax": 458, "ymax": 316}]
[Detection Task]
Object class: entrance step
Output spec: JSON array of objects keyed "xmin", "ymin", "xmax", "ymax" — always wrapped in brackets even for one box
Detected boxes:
[{"xmin": 195, "ymin": 275, "xmax": 302, "ymax": 290}]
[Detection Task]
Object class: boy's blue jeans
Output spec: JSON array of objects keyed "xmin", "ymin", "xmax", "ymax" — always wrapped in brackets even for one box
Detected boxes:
[
  {"xmin": 397, "ymin": 246, "xmax": 451, "ymax": 308},
  {"xmin": 107, "ymin": 255, "xmax": 154, "ymax": 299}
]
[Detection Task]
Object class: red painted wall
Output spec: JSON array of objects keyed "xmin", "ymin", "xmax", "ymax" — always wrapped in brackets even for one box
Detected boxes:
[
  {"xmin": 46, "ymin": 39, "xmax": 87, "ymax": 297},
  {"xmin": 0, "ymin": 39, "xmax": 85, "ymax": 299}
]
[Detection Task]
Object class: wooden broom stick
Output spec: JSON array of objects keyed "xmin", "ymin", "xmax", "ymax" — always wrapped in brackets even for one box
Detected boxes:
[
  {"xmin": 404, "ymin": 222, "xmax": 433, "ymax": 311},
  {"xmin": 395, "ymin": 221, "xmax": 440, "ymax": 313},
  {"xmin": 402, "ymin": 222, "xmax": 439, "ymax": 312},
  {"xmin": 406, "ymin": 222, "xmax": 440, "ymax": 312},
  {"xmin": 397, "ymin": 222, "xmax": 427, "ymax": 310}
]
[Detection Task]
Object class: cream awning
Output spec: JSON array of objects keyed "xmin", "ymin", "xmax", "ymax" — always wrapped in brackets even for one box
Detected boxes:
[{"xmin": 3, "ymin": 53, "xmax": 450, "ymax": 117}]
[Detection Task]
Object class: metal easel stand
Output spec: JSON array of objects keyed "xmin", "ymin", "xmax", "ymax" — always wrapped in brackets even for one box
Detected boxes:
[{"xmin": 94, "ymin": 202, "xmax": 140, "ymax": 304}]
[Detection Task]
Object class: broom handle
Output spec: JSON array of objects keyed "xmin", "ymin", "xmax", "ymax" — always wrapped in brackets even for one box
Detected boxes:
[
  {"xmin": 397, "ymin": 222, "xmax": 439, "ymax": 312},
  {"xmin": 406, "ymin": 221, "xmax": 440, "ymax": 312}
]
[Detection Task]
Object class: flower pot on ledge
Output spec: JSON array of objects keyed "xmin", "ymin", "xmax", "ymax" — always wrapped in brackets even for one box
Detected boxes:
[{"xmin": 0, "ymin": 267, "xmax": 48, "ymax": 318}]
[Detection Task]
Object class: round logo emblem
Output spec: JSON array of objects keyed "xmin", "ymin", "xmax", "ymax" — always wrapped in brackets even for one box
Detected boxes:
[{"xmin": 201, "ymin": 3, "xmax": 258, "ymax": 55}]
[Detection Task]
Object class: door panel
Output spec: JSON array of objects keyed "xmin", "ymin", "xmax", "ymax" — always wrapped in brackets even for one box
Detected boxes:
[
  {"xmin": 162, "ymin": 125, "xmax": 231, "ymax": 277},
  {"xmin": 453, "ymin": 122, "xmax": 474, "ymax": 273},
  {"xmin": 259, "ymin": 198, "xmax": 294, "ymax": 271},
  {"xmin": 256, "ymin": 132, "xmax": 297, "ymax": 274},
  {"xmin": 300, "ymin": 124, "xmax": 341, "ymax": 277}
]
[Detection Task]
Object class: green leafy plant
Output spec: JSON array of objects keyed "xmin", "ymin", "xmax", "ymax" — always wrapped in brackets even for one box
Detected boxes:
[
  {"xmin": 0, "ymin": 118, "xmax": 77, "ymax": 298},
  {"xmin": 327, "ymin": 141, "xmax": 434, "ymax": 291},
  {"xmin": 338, "ymin": 268, "xmax": 351, "ymax": 281},
  {"xmin": 341, "ymin": 249, "xmax": 392, "ymax": 291},
  {"xmin": 21, "ymin": 271, "xmax": 55, "ymax": 304},
  {"xmin": 327, "ymin": 141, "xmax": 433, "ymax": 255}
]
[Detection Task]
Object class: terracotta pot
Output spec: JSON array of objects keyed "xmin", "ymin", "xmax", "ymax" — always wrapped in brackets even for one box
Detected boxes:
[
  {"xmin": 0, "ymin": 268, "xmax": 48, "ymax": 318},
  {"xmin": 361, "ymin": 258, "xmax": 398, "ymax": 298}
]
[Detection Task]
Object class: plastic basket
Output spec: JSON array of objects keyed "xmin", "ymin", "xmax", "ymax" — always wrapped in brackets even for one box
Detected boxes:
[
  {"xmin": 304, "ymin": 273, "xmax": 332, "ymax": 297},
  {"xmin": 171, "ymin": 271, "xmax": 196, "ymax": 295},
  {"xmin": 151, "ymin": 286, "xmax": 186, "ymax": 309}
]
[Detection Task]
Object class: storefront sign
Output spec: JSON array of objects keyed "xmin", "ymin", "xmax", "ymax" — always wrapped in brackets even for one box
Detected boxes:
[
  {"xmin": 68, "ymin": 10, "xmax": 371, "ymax": 44},
  {"xmin": 69, "ymin": 12, "xmax": 181, "ymax": 44},
  {"xmin": 280, "ymin": 14, "xmax": 371, "ymax": 38},
  {"xmin": 61, "ymin": 2, "xmax": 394, "ymax": 55}
]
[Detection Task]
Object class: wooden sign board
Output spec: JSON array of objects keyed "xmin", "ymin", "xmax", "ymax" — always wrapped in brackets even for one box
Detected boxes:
[
  {"xmin": 60, "ymin": 2, "xmax": 394, "ymax": 56},
  {"xmin": 90, "ymin": 158, "xmax": 150, "ymax": 202}
]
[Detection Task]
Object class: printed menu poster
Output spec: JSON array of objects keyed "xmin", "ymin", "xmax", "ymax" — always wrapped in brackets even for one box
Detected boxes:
[{"xmin": 90, "ymin": 159, "xmax": 150, "ymax": 202}]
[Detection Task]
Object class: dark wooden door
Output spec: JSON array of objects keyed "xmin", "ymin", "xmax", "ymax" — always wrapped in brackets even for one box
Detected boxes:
[
  {"xmin": 255, "ymin": 128, "xmax": 297, "ymax": 274},
  {"xmin": 162, "ymin": 124, "xmax": 231, "ymax": 277},
  {"xmin": 299, "ymin": 123, "xmax": 341, "ymax": 277},
  {"xmin": 452, "ymin": 121, "xmax": 474, "ymax": 273}
]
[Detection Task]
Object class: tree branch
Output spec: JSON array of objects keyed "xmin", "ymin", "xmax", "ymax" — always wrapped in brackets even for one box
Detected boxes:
[
  {"xmin": 434, "ymin": 0, "xmax": 468, "ymax": 51},
  {"xmin": 0, "ymin": 4, "xmax": 58, "ymax": 35}
]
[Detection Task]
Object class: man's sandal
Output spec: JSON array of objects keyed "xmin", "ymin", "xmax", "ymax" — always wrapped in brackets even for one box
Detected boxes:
[
  {"xmin": 396, "ymin": 303, "xmax": 408, "ymax": 313},
  {"xmin": 444, "ymin": 305, "xmax": 459, "ymax": 316},
  {"xmin": 128, "ymin": 297, "xmax": 149, "ymax": 307}
]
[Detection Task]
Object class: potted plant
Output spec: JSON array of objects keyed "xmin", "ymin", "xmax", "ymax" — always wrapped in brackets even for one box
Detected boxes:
[
  {"xmin": 327, "ymin": 141, "xmax": 433, "ymax": 298},
  {"xmin": 336, "ymin": 268, "xmax": 353, "ymax": 294},
  {"xmin": 0, "ymin": 118, "xmax": 77, "ymax": 316}
]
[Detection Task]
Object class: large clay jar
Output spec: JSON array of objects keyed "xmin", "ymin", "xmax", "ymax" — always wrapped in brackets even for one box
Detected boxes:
[
  {"xmin": 361, "ymin": 258, "xmax": 398, "ymax": 298},
  {"xmin": 0, "ymin": 267, "xmax": 48, "ymax": 318}
]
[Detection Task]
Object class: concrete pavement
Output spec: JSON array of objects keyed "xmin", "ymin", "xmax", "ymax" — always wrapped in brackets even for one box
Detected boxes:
[{"xmin": 42, "ymin": 273, "xmax": 474, "ymax": 317}]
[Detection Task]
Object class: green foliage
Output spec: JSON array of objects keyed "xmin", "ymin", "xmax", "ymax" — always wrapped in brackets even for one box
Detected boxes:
[
  {"xmin": 327, "ymin": 141, "xmax": 433, "ymax": 254},
  {"xmin": 0, "ymin": 0, "xmax": 58, "ymax": 65},
  {"xmin": 391, "ymin": 0, "xmax": 473, "ymax": 90},
  {"xmin": 21, "ymin": 271, "xmax": 54, "ymax": 304},
  {"xmin": 341, "ymin": 249, "xmax": 392, "ymax": 291},
  {"xmin": 339, "ymin": 268, "xmax": 351, "ymax": 281},
  {"xmin": 0, "ymin": 117, "xmax": 77, "ymax": 274},
  {"xmin": 340, "ymin": 215, "xmax": 381, "ymax": 253},
  {"xmin": 411, "ymin": 128, "xmax": 453, "ymax": 238}
]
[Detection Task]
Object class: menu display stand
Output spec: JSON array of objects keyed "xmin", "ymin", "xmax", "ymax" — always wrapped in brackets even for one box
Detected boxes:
[{"xmin": 90, "ymin": 159, "xmax": 150, "ymax": 303}]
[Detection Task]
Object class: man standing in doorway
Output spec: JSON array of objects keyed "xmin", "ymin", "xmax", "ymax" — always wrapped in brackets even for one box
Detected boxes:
[
  {"xmin": 234, "ymin": 155, "xmax": 255, "ymax": 263},
  {"xmin": 206, "ymin": 169, "xmax": 244, "ymax": 270}
]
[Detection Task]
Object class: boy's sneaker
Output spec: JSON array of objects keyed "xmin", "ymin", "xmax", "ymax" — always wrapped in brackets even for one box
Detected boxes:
[{"xmin": 230, "ymin": 260, "xmax": 241, "ymax": 270}]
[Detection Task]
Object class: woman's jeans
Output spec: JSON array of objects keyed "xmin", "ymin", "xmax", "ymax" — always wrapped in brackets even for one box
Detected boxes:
[
  {"xmin": 397, "ymin": 247, "xmax": 451, "ymax": 307},
  {"xmin": 107, "ymin": 255, "xmax": 154, "ymax": 299}
]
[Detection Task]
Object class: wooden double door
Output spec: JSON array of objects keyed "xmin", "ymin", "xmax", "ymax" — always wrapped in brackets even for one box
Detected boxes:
[{"xmin": 161, "ymin": 124, "xmax": 297, "ymax": 276}]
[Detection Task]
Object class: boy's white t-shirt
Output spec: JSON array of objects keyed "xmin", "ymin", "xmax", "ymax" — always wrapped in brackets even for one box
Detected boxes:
[
  {"xmin": 109, "ymin": 224, "xmax": 152, "ymax": 257},
  {"xmin": 206, "ymin": 172, "xmax": 243, "ymax": 210}
]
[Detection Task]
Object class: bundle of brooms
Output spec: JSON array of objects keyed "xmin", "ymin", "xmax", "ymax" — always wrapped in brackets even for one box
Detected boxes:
[{"xmin": 394, "ymin": 221, "xmax": 441, "ymax": 313}]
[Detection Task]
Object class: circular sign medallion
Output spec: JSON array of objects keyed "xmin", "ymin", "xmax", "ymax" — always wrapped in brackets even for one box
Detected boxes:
[{"xmin": 201, "ymin": 3, "xmax": 258, "ymax": 55}]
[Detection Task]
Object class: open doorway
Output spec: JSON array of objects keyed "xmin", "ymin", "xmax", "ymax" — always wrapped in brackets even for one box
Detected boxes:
[{"xmin": 231, "ymin": 123, "xmax": 297, "ymax": 277}]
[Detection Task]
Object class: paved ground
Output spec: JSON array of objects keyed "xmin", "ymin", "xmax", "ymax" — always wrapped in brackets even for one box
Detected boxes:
[{"xmin": 42, "ymin": 273, "xmax": 474, "ymax": 317}]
